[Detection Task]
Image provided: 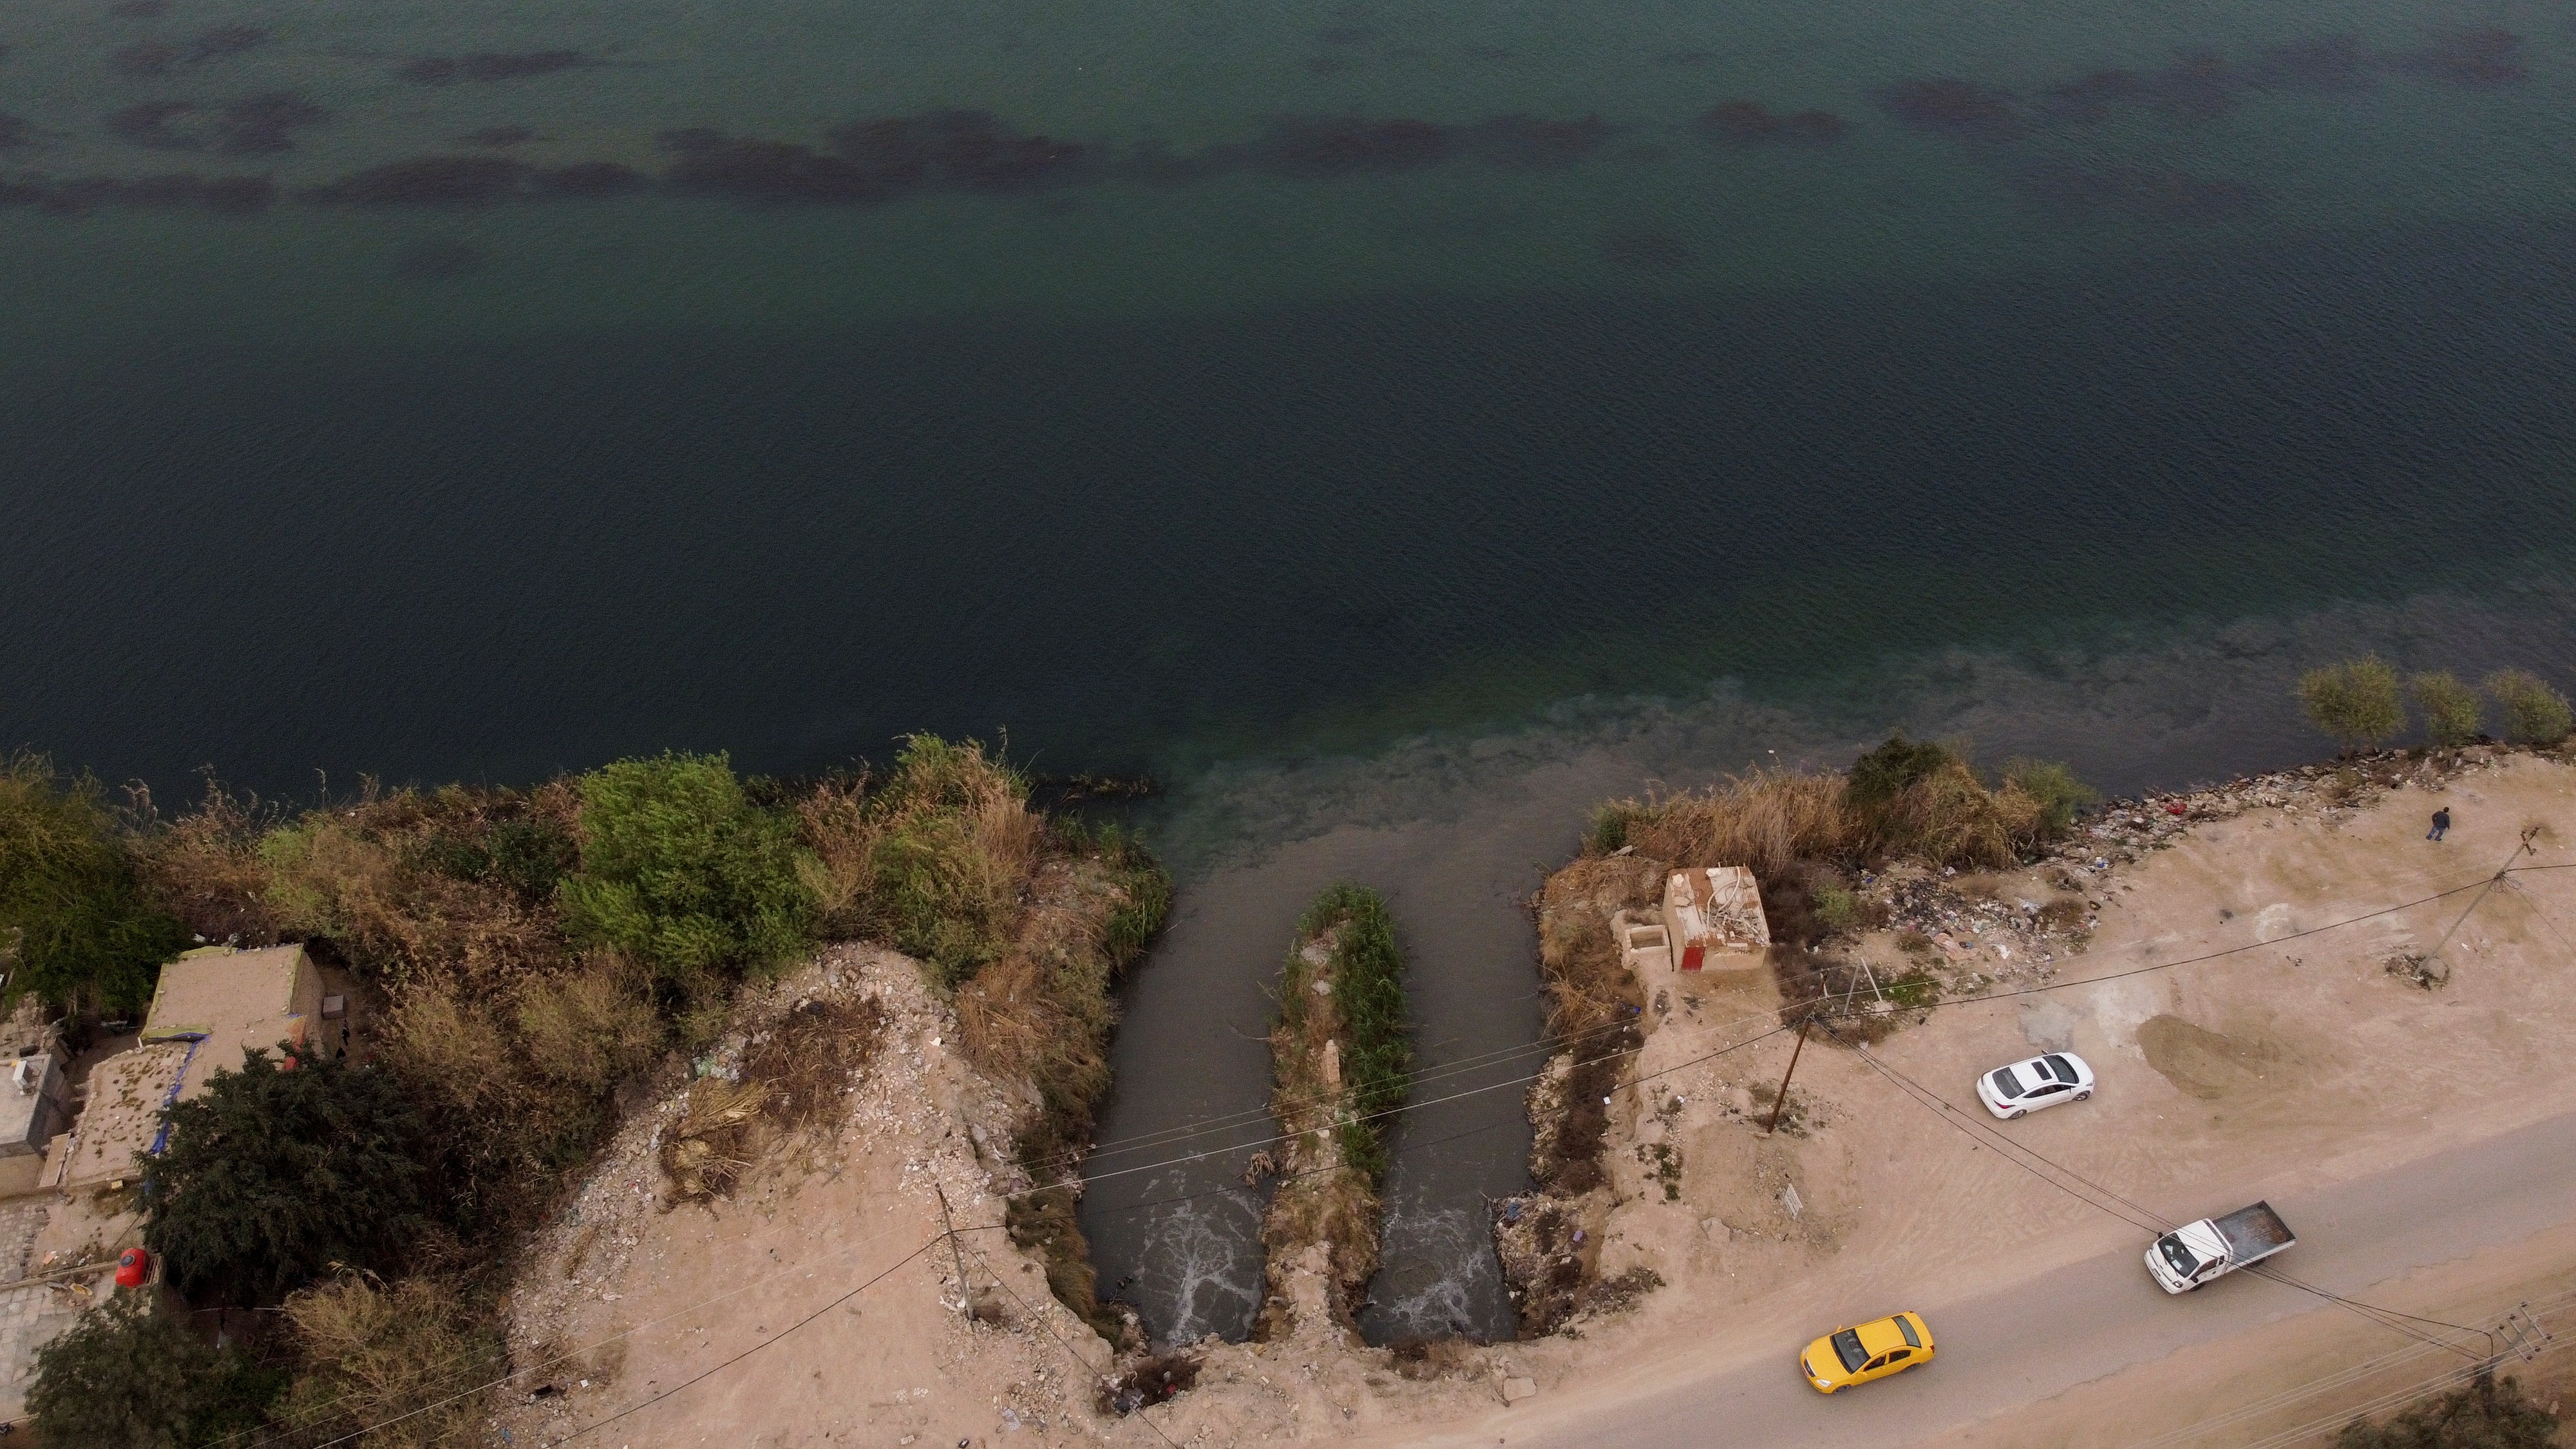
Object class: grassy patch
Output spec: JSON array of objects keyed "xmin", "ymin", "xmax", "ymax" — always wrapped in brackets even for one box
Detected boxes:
[{"xmin": 1884, "ymin": 970, "xmax": 1942, "ymax": 1009}]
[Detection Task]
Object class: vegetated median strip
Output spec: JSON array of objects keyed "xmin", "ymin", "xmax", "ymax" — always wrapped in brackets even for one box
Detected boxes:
[{"xmin": 1253, "ymin": 884, "xmax": 1411, "ymax": 1340}]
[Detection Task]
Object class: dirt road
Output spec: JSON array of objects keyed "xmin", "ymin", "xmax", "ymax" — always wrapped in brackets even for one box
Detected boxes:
[{"xmin": 1506, "ymin": 1106, "xmax": 2576, "ymax": 1447}]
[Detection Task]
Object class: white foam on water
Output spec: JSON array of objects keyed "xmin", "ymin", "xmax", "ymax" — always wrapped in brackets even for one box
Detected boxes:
[
  {"xmin": 1135, "ymin": 1177, "xmax": 1264, "ymax": 1345},
  {"xmin": 1359, "ymin": 1194, "xmax": 1501, "ymax": 1342}
]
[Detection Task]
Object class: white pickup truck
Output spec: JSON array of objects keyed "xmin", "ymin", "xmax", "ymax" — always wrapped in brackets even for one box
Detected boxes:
[{"xmin": 2145, "ymin": 1202, "xmax": 2295, "ymax": 1293}]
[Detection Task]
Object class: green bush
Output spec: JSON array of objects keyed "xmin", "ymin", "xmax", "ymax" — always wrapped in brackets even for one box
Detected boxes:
[
  {"xmin": 2298, "ymin": 657, "xmax": 2407, "ymax": 753},
  {"xmin": 1811, "ymin": 883, "xmax": 1861, "ymax": 934},
  {"xmin": 1847, "ymin": 735, "xmax": 1956, "ymax": 810},
  {"xmin": 560, "ymin": 752, "xmax": 816, "ymax": 981},
  {"xmin": 2335, "ymin": 1372, "xmax": 2557, "ymax": 1448},
  {"xmin": 857, "ymin": 736, "xmax": 1041, "ymax": 987},
  {"xmin": 1302, "ymin": 884, "xmax": 1412, "ymax": 1188},
  {"xmin": 144, "ymin": 1048, "xmax": 433, "ymax": 1304},
  {"xmin": 2485, "ymin": 669, "xmax": 2573, "ymax": 746},
  {"xmin": 2409, "ymin": 672, "xmax": 2486, "ymax": 748},
  {"xmin": 2001, "ymin": 758, "xmax": 2099, "ymax": 838},
  {"xmin": 26, "ymin": 1293, "xmax": 282, "ymax": 1449},
  {"xmin": 0, "ymin": 753, "xmax": 190, "ymax": 1016},
  {"xmin": 1586, "ymin": 802, "xmax": 1645, "ymax": 855}
]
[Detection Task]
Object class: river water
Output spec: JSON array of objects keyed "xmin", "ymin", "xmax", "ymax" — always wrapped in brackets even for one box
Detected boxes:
[{"xmin": 4, "ymin": 0, "xmax": 2572, "ymax": 1345}]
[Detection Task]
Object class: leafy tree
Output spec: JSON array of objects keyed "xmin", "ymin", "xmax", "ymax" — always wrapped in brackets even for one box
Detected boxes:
[
  {"xmin": 2409, "ymin": 672, "xmax": 2486, "ymax": 748},
  {"xmin": 559, "ymin": 752, "xmax": 815, "ymax": 981},
  {"xmin": 26, "ymin": 1294, "xmax": 281, "ymax": 1449},
  {"xmin": 144, "ymin": 1048, "xmax": 432, "ymax": 1304},
  {"xmin": 2336, "ymin": 1372, "xmax": 2558, "ymax": 1448},
  {"xmin": 27, "ymin": 1295, "xmax": 205, "ymax": 1448},
  {"xmin": 2298, "ymin": 657, "xmax": 2407, "ymax": 753},
  {"xmin": 0, "ymin": 753, "xmax": 190, "ymax": 1016},
  {"xmin": 2485, "ymin": 668, "xmax": 2573, "ymax": 746}
]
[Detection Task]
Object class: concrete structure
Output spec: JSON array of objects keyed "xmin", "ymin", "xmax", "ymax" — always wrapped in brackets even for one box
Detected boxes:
[
  {"xmin": 54, "ymin": 943, "xmax": 327, "ymax": 1193},
  {"xmin": 58, "ymin": 1043, "xmax": 193, "ymax": 1191},
  {"xmin": 142, "ymin": 942, "xmax": 325, "ymax": 1068},
  {"xmin": 1660, "ymin": 866, "xmax": 1770, "ymax": 971},
  {"xmin": 0, "ymin": 1056, "xmax": 66, "ymax": 1159}
]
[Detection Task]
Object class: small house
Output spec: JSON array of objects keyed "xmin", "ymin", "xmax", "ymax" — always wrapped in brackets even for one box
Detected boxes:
[
  {"xmin": 53, "ymin": 943, "xmax": 326, "ymax": 1191},
  {"xmin": 1661, "ymin": 867, "xmax": 1770, "ymax": 971},
  {"xmin": 0, "ymin": 1054, "xmax": 67, "ymax": 1158}
]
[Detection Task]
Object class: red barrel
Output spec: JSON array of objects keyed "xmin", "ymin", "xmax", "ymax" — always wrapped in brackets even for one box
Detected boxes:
[{"xmin": 115, "ymin": 1248, "xmax": 150, "ymax": 1288}]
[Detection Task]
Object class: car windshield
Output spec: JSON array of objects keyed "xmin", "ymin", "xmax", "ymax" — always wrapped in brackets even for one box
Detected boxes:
[
  {"xmin": 2159, "ymin": 1236, "xmax": 2201, "ymax": 1277},
  {"xmin": 1832, "ymin": 1329, "xmax": 1868, "ymax": 1372},
  {"xmin": 1896, "ymin": 1315, "xmax": 1921, "ymax": 1348},
  {"xmin": 1991, "ymin": 1066, "xmax": 2023, "ymax": 1097},
  {"xmin": 2045, "ymin": 1054, "xmax": 2076, "ymax": 1083}
]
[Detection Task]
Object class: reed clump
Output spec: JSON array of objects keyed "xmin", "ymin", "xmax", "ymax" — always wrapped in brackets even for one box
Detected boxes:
[{"xmin": 1590, "ymin": 736, "xmax": 2090, "ymax": 879}]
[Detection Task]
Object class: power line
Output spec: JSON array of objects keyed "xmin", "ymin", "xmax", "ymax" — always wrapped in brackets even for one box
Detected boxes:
[
  {"xmin": 196, "ymin": 855, "xmax": 2575, "ymax": 1447},
  {"xmin": 1014, "ymin": 859, "xmax": 2533, "ymax": 1209},
  {"xmin": 544, "ymin": 1236, "xmax": 945, "ymax": 1448},
  {"xmin": 1827, "ymin": 1025, "xmax": 2487, "ymax": 1360},
  {"xmin": 957, "ymin": 1236, "xmax": 1191, "ymax": 1449}
]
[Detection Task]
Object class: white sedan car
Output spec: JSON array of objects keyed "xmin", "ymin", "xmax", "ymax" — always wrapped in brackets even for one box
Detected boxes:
[{"xmin": 1976, "ymin": 1052, "xmax": 2094, "ymax": 1119}]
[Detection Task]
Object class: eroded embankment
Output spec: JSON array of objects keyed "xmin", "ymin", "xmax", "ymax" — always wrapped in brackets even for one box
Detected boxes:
[
  {"xmin": 954, "ymin": 829, "xmax": 1172, "ymax": 1342},
  {"xmin": 1255, "ymin": 884, "xmax": 1410, "ymax": 1342},
  {"xmin": 1490, "ymin": 855, "xmax": 1653, "ymax": 1334}
]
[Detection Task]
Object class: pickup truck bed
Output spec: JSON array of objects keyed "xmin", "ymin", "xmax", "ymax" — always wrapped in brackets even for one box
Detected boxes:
[{"xmin": 2212, "ymin": 1202, "xmax": 2296, "ymax": 1265}]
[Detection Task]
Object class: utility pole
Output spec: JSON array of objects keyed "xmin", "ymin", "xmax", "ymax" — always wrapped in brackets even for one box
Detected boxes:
[
  {"xmin": 1765, "ymin": 1019, "xmax": 1812, "ymax": 1135},
  {"xmin": 934, "ymin": 1184, "xmax": 972, "ymax": 1318}
]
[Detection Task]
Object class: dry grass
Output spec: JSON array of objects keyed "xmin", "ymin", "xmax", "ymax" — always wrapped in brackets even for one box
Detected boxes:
[
  {"xmin": 1602, "ymin": 770, "xmax": 1852, "ymax": 880},
  {"xmin": 657, "ymin": 992, "xmax": 889, "ymax": 1203},
  {"xmin": 1596, "ymin": 756, "xmax": 2063, "ymax": 878},
  {"xmin": 829, "ymin": 737, "xmax": 1048, "ymax": 987},
  {"xmin": 743, "ymin": 993, "xmax": 889, "ymax": 1135},
  {"xmin": 951, "ymin": 826, "xmax": 1170, "ymax": 1340},
  {"xmin": 660, "ymin": 1077, "xmax": 770, "ymax": 1202},
  {"xmin": 130, "ymin": 775, "xmax": 283, "ymax": 946},
  {"xmin": 276, "ymin": 1272, "xmax": 500, "ymax": 1449}
]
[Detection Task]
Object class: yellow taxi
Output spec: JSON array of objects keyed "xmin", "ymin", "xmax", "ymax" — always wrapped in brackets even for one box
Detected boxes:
[{"xmin": 1798, "ymin": 1311, "xmax": 1935, "ymax": 1393}]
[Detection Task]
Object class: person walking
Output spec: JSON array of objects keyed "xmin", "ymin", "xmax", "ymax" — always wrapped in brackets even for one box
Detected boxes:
[{"xmin": 2428, "ymin": 807, "xmax": 2451, "ymax": 842}]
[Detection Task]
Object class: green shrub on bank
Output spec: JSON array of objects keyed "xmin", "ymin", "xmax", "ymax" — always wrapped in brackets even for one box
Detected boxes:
[
  {"xmin": 1300, "ymin": 884, "xmax": 1412, "ymax": 1188},
  {"xmin": 2409, "ymin": 672, "xmax": 2486, "ymax": 748},
  {"xmin": 0, "ymin": 753, "xmax": 190, "ymax": 1017},
  {"xmin": 2298, "ymin": 657, "xmax": 2407, "ymax": 753},
  {"xmin": 2001, "ymin": 757, "xmax": 2100, "ymax": 838},
  {"xmin": 144, "ymin": 1048, "xmax": 433, "ymax": 1304},
  {"xmin": 1811, "ymin": 882, "xmax": 1861, "ymax": 934},
  {"xmin": 560, "ymin": 752, "xmax": 816, "ymax": 982},
  {"xmin": 2485, "ymin": 669, "xmax": 2573, "ymax": 747},
  {"xmin": 1846, "ymin": 735, "xmax": 1958, "ymax": 810}
]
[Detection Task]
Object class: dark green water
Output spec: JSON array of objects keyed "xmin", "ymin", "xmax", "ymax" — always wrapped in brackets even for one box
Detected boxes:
[{"xmin": 4, "ymin": 0, "xmax": 2573, "ymax": 1346}]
